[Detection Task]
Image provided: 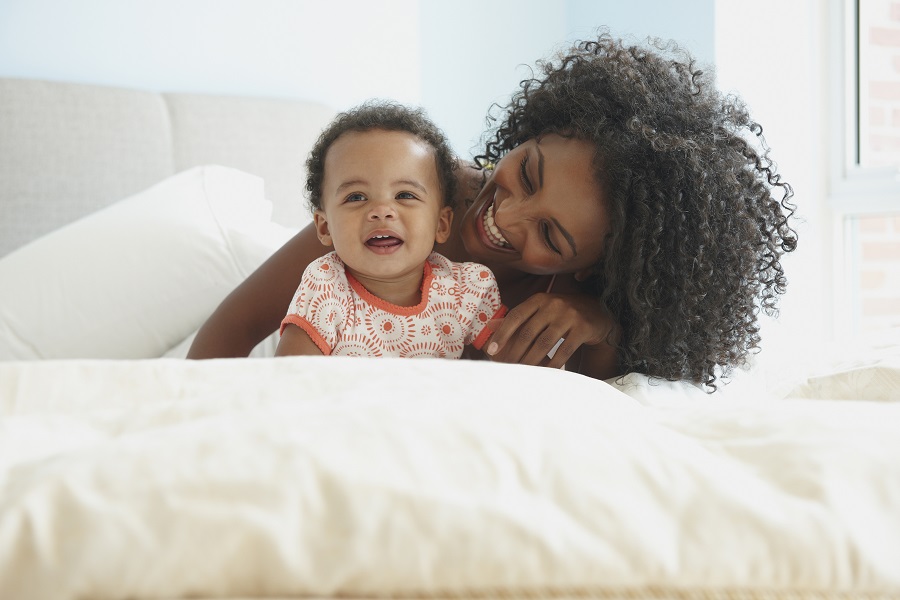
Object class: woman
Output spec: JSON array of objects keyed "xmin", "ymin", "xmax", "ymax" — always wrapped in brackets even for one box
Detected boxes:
[{"xmin": 188, "ymin": 31, "xmax": 798, "ymax": 389}]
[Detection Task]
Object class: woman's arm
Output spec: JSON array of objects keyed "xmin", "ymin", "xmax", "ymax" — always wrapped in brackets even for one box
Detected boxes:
[{"xmin": 187, "ymin": 224, "xmax": 330, "ymax": 359}]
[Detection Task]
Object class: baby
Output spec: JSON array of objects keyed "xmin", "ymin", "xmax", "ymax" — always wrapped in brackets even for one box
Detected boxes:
[{"xmin": 276, "ymin": 101, "xmax": 506, "ymax": 358}]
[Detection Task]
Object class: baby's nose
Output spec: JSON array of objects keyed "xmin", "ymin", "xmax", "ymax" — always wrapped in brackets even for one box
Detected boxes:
[{"xmin": 368, "ymin": 200, "xmax": 396, "ymax": 220}]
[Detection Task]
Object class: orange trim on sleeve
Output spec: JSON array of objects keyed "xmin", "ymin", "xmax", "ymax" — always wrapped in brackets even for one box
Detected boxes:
[
  {"xmin": 280, "ymin": 315, "xmax": 333, "ymax": 355},
  {"xmin": 471, "ymin": 304, "xmax": 508, "ymax": 350}
]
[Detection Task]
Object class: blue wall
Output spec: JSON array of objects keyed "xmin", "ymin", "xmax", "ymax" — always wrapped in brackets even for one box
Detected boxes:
[
  {"xmin": 0, "ymin": 0, "xmax": 713, "ymax": 157},
  {"xmin": 421, "ymin": 0, "xmax": 714, "ymax": 155}
]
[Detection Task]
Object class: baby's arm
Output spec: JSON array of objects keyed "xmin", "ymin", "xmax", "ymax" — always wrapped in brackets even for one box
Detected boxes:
[
  {"xmin": 275, "ymin": 254, "xmax": 342, "ymax": 356},
  {"xmin": 275, "ymin": 325, "xmax": 324, "ymax": 356}
]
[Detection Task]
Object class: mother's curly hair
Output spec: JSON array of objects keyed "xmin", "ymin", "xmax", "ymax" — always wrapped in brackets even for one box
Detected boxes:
[{"xmin": 476, "ymin": 30, "xmax": 798, "ymax": 389}]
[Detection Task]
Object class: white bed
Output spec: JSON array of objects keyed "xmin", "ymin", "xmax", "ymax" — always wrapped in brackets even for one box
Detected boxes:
[{"xmin": 1, "ymin": 77, "xmax": 899, "ymax": 600}]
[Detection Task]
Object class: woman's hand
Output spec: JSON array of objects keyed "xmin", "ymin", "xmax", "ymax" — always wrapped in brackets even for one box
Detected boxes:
[{"xmin": 483, "ymin": 293, "xmax": 620, "ymax": 380}]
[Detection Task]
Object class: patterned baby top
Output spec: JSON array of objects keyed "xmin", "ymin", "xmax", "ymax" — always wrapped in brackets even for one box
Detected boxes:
[{"xmin": 280, "ymin": 251, "xmax": 506, "ymax": 357}]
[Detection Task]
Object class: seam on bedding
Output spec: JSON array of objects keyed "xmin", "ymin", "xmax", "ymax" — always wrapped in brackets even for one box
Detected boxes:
[
  {"xmin": 341, "ymin": 587, "xmax": 899, "ymax": 600},
  {"xmin": 161, "ymin": 586, "xmax": 900, "ymax": 600}
]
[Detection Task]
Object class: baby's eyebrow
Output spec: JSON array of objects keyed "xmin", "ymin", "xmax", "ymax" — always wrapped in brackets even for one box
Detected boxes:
[
  {"xmin": 336, "ymin": 179, "xmax": 428, "ymax": 194},
  {"xmin": 336, "ymin": 179, "xmax": 368, "ymax": 192},
  {"xmin": 395, "ymin": 179, "xmax": 427, "ymax": 193}
]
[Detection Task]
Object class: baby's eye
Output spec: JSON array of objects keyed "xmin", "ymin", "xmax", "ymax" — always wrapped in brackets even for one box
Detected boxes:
[
  {"xmin": 345, "ymin": 193, "xmax": 367, "ymax": 203},
  {"xmin": 396, "ymin": 191, "xmax": 418, "ymax": 200}
]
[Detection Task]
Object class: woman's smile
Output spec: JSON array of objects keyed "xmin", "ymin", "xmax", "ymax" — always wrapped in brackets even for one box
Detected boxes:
[
  {"xmin": 460, "ymin": 134, "xmax": 610, "ymax": 275},
  {"xmin": 481, "ymin": 196, "xmax": 514, "ymax": 250}
]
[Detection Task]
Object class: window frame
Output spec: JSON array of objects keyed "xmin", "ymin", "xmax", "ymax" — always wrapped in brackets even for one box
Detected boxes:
[
  {"xmin": 828, "ymin": 0, "xmax": 900, "ymax": 337},
  {"xmin": 828, "ymin": 0, "xmax": 900, "ymax": 212}
]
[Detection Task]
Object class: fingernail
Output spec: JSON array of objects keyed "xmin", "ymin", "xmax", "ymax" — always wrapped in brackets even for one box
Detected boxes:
[{"xmin": 486, "ymin": 342, "xmax": 498, "ymax": 355}]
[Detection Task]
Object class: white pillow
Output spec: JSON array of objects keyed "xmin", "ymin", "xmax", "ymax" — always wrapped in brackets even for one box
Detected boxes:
[
  {"xmin": 781, "ymin": 329, "xmax": 900, "ymax": 401},
  {"xmin": 0, "ymin": 166, "xmax": 297, "ymax": 360}
]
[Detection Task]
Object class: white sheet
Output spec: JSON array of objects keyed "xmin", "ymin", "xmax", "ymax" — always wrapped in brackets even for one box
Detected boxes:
[{"xmin": 1, "ymin": 356, "xmax": 898, "ymax": 599}]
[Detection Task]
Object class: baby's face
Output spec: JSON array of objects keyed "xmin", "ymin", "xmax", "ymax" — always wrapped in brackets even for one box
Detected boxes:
[{"xmin": 314, "ymin": 129, "xmax": 451, "ymax": 285}]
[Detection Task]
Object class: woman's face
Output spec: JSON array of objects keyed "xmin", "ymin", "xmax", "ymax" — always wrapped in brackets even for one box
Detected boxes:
[{"xmin": 458, "ymin": 134, "xmax": 610, "ymax": 277}]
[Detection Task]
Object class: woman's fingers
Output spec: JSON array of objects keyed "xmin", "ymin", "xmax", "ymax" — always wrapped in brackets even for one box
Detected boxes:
[
  {"xmin": 486, "ymin": 294, "xmax": 591, "ymax": 368},
  {"xmin": 517, "ymin": 322, "xmax": 572, "ymax": 366},
  {"xmin": 484, "ymin": 293, "xmax": 617, "ymax": 370},
  {"xmin": 485, "ymin": 301, "xmax": 537, "ymax": 360},
  {"xmin": 544, "ymin": 336, "xmax": 580, "ymax": 370}
]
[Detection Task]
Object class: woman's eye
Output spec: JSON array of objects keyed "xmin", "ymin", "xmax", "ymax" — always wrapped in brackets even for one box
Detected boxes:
[
  {"xmin": 541, "ymin": 221, "xmax": 560, "ymax": 254},
  {"xmin": 519, "ymin": 155, "xmax": 534, "ymax": 194}
]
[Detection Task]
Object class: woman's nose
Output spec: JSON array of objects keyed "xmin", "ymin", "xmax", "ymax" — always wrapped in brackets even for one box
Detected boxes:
[
  {"xmin": 367, "ymin": 199, "xmax": 396, "ymax": 220},
  {"xmin": 493, "ymin": 189, "xmax": 526, "ymax": 227}
]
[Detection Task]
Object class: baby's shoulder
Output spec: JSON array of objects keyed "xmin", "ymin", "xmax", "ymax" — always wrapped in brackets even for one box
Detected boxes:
[
  {"xmin": 306, "ymin": 251, "xmax": 346, "ymax": 273},
  {"xmin": 428, "ymin": 252, "xmax": 498, "ymax": 289},
  {"xmin": 301, "ymin": 251, "xmax": 349, "ymax": 289}
]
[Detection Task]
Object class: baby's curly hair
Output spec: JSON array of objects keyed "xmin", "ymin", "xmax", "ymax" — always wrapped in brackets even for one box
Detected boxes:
[
  {"xmin": 476, "ymin": 30, "xmax": 798, "ymax": 389},
  {"xmin": 306, "ymin": 100, "xmax": 458, "ymax": 212}
]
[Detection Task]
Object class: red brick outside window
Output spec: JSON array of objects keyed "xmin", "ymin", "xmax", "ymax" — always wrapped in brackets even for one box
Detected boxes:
[
  {"xmin": 860, "ymin": 0, "xmax": 900, "ymax": 167},
  {"xmin": 852, "ymin": 0, "xmax": 900, "ymax": 332}
]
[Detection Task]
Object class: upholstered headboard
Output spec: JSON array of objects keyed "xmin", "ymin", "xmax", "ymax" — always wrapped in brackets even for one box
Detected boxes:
[{"xmin": 0, "ymin": 77, "xmax": 335, "ymax": 257}]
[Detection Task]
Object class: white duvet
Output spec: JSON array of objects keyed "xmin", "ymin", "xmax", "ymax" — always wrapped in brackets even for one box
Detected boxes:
[{"xmin": 1, "ymin": 356, "xmax": 899, "ymax": 600}]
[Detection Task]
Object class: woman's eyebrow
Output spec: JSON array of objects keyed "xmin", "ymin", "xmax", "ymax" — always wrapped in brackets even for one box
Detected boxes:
[
  {"xmin": 551, "ymin": 217, "xmax": 577, "ymax": 256},
  {"xmin": 537, "ymin": 146, "xmax": 545, "ymax": 188},
  {"xmin": 534, "ymin": 142, "xmax": 573, "ymax": 254}
]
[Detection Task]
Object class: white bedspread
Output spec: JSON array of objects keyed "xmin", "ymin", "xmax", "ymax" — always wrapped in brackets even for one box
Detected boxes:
[{"xmin": 1, "ymin": 356, "xmax": 898, "ymax": 600}]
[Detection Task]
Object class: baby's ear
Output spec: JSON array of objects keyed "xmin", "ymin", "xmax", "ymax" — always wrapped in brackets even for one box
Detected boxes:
[
  {"xmin": 434, "ymin": 205, "xmax": 453, "ymax": 244},
  {"xmin": 313, "ymin": 210, "xmax": 333, "ymax": 247}
]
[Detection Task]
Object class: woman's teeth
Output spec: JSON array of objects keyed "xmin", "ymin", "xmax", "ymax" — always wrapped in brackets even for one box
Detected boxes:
[{"xmin": 483, "ymin": 203, "xmax": 512, "ymax": 249}]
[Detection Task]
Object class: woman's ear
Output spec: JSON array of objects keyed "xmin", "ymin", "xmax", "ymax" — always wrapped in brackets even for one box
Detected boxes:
[
  {"xmin": 434, "ymin": 206, "xmax": 453, "ymax": 244},
  {"xmin": 313, "ymin": 210, "xmax": 333, "ymax": 247}
]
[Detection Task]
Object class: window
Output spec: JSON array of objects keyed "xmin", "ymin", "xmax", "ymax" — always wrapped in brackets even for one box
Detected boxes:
[
  {"xmin": 858, "ymin": 0, "xmax": 900, "ymax": 169},
  {"xmin": 831, "ymin": 0, "xmax": 900, "ymax": 336}
]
